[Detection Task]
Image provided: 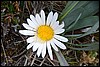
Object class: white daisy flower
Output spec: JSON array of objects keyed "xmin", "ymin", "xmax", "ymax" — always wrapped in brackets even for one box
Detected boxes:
[{"xmin": 19, "ymin": 10, "xmax": 68, "ymax": 60}]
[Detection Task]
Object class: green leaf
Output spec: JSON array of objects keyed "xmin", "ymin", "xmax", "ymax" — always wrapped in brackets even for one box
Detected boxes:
[
  {"xmin": 54, "ymin": 50, "xmax": 69, "ymax": 66},
  {"xmin": 59, "ymin": 1, "xmax": 79, "ymax": 21},
  {"xmin": 69, "ymin": 1, "xmax": 99, "ymax": 19},
  {"xmin": 70, "ymin": 1, "xmax": 89, "ymax": 12},
  {"xmin": 67, "ymin": 42, "xmax": 98, "ymax": 47},
  {"xmin": 68, "ymin": 42, "xmax": 99, "ymax": 51},
  {"xmin": 76, "ymin": 21, "xmax": 99, "ymax": 39},
  {"xmin": 66, "ymin": 13, "xmax": 82, "ymax": 31},
  {"xmin": 65, "ymin": 34, "xmax": 82, "ymax": 37},
  {"xmin": 80, "ymin": 1, "xmax": 99, "ymax": 19},
  {"xmin": 64, "ymin": 34, "xmax": 82, "ymax": 40},
  {"xmin": 63, "ymin": 7, "xmax": 84, "ymax": 29},
  {"xmin": 67, "ymin": 16, "xmax": 99, "ymax": 32},
  {"xmin": 59, "ymin": 1, "xmax": 99, "ymax": 31},
  {"xmin": 59, "ymin": 1, "xmax": 99, "ymax": 22}
]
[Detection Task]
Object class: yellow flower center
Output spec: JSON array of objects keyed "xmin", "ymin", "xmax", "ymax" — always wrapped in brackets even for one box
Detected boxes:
[{"xmin": 37, "ymin": 25, "xmax": 54, "ymax": 41}]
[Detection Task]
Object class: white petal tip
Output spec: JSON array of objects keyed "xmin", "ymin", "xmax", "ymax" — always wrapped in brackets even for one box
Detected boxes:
[
  {"xmin": 22, "ymin": 23, "xmax": 25, "ymax": 25},
  {"xmin": 22, "ymin": 23, "xmax": 26, "ymax": 27},
  {"xmin": 37, "ymin": 54, "xmax": 39, "ymax": 57},
  {"xmin": 42, "ymin": 52, "xmax": 46, "ymax": 58},
  {"xmin": 32, "ymin": 50, "xmax": 35, "ymax": 52},
  {"xmin": 62, "ymin": 21, "xmax": 64, "ymax": 23},
  {"xmin": 30, "ymin": 14, "xmax": 33, "ymax": 17},
  {"xmin": 63, "ymin": 46, "xmax": 66, "ymax": 50},
  {"xmin": 65, "ymin": 38, "xmax": 68, "ymax": 42},
  {"xmin": 26, "ymin": 43, "xmax": 34, "ymax": 50},
  {"xmin": 19, "ymin": 30, "xmax": 22, "ymax": 34},
  {"xmin": 37, "ymin": 53, "xmax": 40, "ymax": 57},
  {"xmin": 19, "ymin": 30, "xmax": 25, "ymax": 35},
  {"xmin": 30, "ymin": 15, "xmax": 34, "ymax": 19},
  {"xmin": 55, "ymin": 12, "xmax": 58, "ymax": 15},
  {"xmin": 41, "ymin": 10, "xmax": 44, "ymax": 12},
  {"xmin": 26, "ymin": 45, "xmax": 30, "ymax": 50},
  {"xmin": 42, "ymin": 55, "xmax": 44, "ymax": 58},
  {"xmin": 55, "ymin": 49, "xmax": 59, "ymax": 52},
  {"xmin": 50, "ymin": 57, "xmax": 53, "ymax": 60},
  {"xmin": 26, "ymin": 46, "xmax": 29, "ymax": 50},
  {"xmin": 50, "ymin": 11, "xmax": 53, "ymax": 13}
]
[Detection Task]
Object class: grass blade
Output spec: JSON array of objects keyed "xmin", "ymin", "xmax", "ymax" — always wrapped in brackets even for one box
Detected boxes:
[
  {"xmin": 66, "ymin": 13, "xmax": 82, "ymax": 31},
  {"xmin": 59, "ymin": 1, "xmax": 79, "ymax": 21},
  {"xmin": 68, "ymin": 42, "xmax": 99, "ymax": 51},
  {"xmin": 54, "ymin": 50, "xmax": 69, "ymax": 66},
  {"xmin": 67, "ymin": 16, "xmax": 99, "ymax": 32},
  {"xmin": 76, "ymin": 21, "xmax": 99, "ymax": 39}
]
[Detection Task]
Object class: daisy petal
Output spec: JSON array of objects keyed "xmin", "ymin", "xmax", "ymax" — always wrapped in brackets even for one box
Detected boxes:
[
  {"xmin": 50, "ymin": 41, "xmax": 58, "ymax": 51},
  {"xmin": 40, "ymin": 10, "xmax": 45, "ymax": 25},
  {"xmin": 53, "ymin": 38, "xmax": 66, "ymax": 49},
  {"xmin": 54, "ymin": 35, "xmax": 68, "ymax": 42},
  {"xmin": 55, "ymin": 29, "xmax": 65, "ymax": 34},
  {"xmin": 42, "ymin": 42, "xmax": 46, "ymax": 58},
  {"xmin": 27, "ymin": 37, "xmax": 35, "ymax": 43},
  {"xmin": 50, "ymin": 12, "xmax": 58, "ymax": 26},
  {"xmin": 47, "ymin": 41, "xmax": 53, "ymax": 60},
  {"xmin": 51, "ymin": 21, "xmax": 64, "ymax": 31},
  {"xmin": 27, "ymin": 42, "xmax": 35, "ymax": 50},
  {"xmin": 32, "ymin": 42, "xmax": 40, "ymax": 52},
  {"xmin": 27, "ymin": 18, "xmax": 37, "ymax": 29},
  {"xmin": 60, "ymin": 21, "xmax": 64, "ymax": 28},
  {"xmin": 19, "ymin": 30, "xmax": 35, "ymax": 35},
  {"xmin": 37, "ymin": 43, "xmax": 44, "ymax": 57},
  {"xmin": 22, "ymin": 23, "xmax": 33, "ymax": 30},
  {"xmin": 36, "ymin": 14, "xmax": 43, "ymax": 25},
  {"xmin": 51, "ymin": 21, "xmax": 59, "ymax": 30},
  {"xmin": 52, "ymin": 12, "xmax": 58, "ymax": 22},
  {"xmin": 30, "ymin": 15, "xmax": 39, "ymax": 26},
  {"xmin": 46, "ymin": 11, "xmax": 53, "ymax": 25}
]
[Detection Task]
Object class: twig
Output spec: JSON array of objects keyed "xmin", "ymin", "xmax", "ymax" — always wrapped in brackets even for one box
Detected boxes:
[
  {"xmin": 25, "ymin": 1, "xmax": 31, "ymax": 14},
  {"xmin": 71, "ymin": 30, "xmax": 74, "ymax": 44},
  {"xmin": 39, "ymin": 55, "xmax": 47, "ymax": 66},
  {"xmin": 11, "ymin": 49, "xmax": 27, "ymax": 59},
  {"xmin": 24, "ymin": 55, "xmax": 28, "ymax": 66},
  {"xmin": 20, "ymin": 1, "xmax": 25, "ymax": 24},
  {"xmin": 31, "ymin": 2, "xmax": 36, "ymax": 15},
  {"xmin": 68, "ymin": 62, "xmax": 77, "ymax": 64},
  {"xmin": 1, "ymin": 39, "xmax": 8, "ymax": 65},
  {"xmin": 47, "ymin": 57, "xmax": 55, "ymax": 66},
  {"xmin": 33, "ymin": 62, "xmax": 39, "ymax": 66},
  {"xmin": 30, "ymin": 53, "xmax": 36, "ymax": 66},
  {"xmin": 74, "ymin": 51, "xmax": 79, "ymax": 62},
  {"xmin": 14, "ymin": 40, "xmax": 25, "ymax": 44},
  {"xmin": 29, "ymin": 51, "xmax": 33, "ymax": 58},
  {"xmin": 12, "ymin": 31, "xmax": 19, "ymax": 36},
  {"xmin": 52, "ymin": 59, "xmax": 59, "ymax": 63},
  {"xmin": 19, "ymin": 34, "xmax": 26, "ymax": 42},
  {"xmin": 35, "ymin": 58, "xmax": 51, "ymax": 66},
  {"xmin": 15, "ymin": 55, "xmax": 25, "ymax": 66},
  {"xmin": 74, "ymin": 39, "xmax": 82, "ymax": 44},
  {"xmin": 10, "ymin": 40, "xmax": 25, "ymax": 46}
]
